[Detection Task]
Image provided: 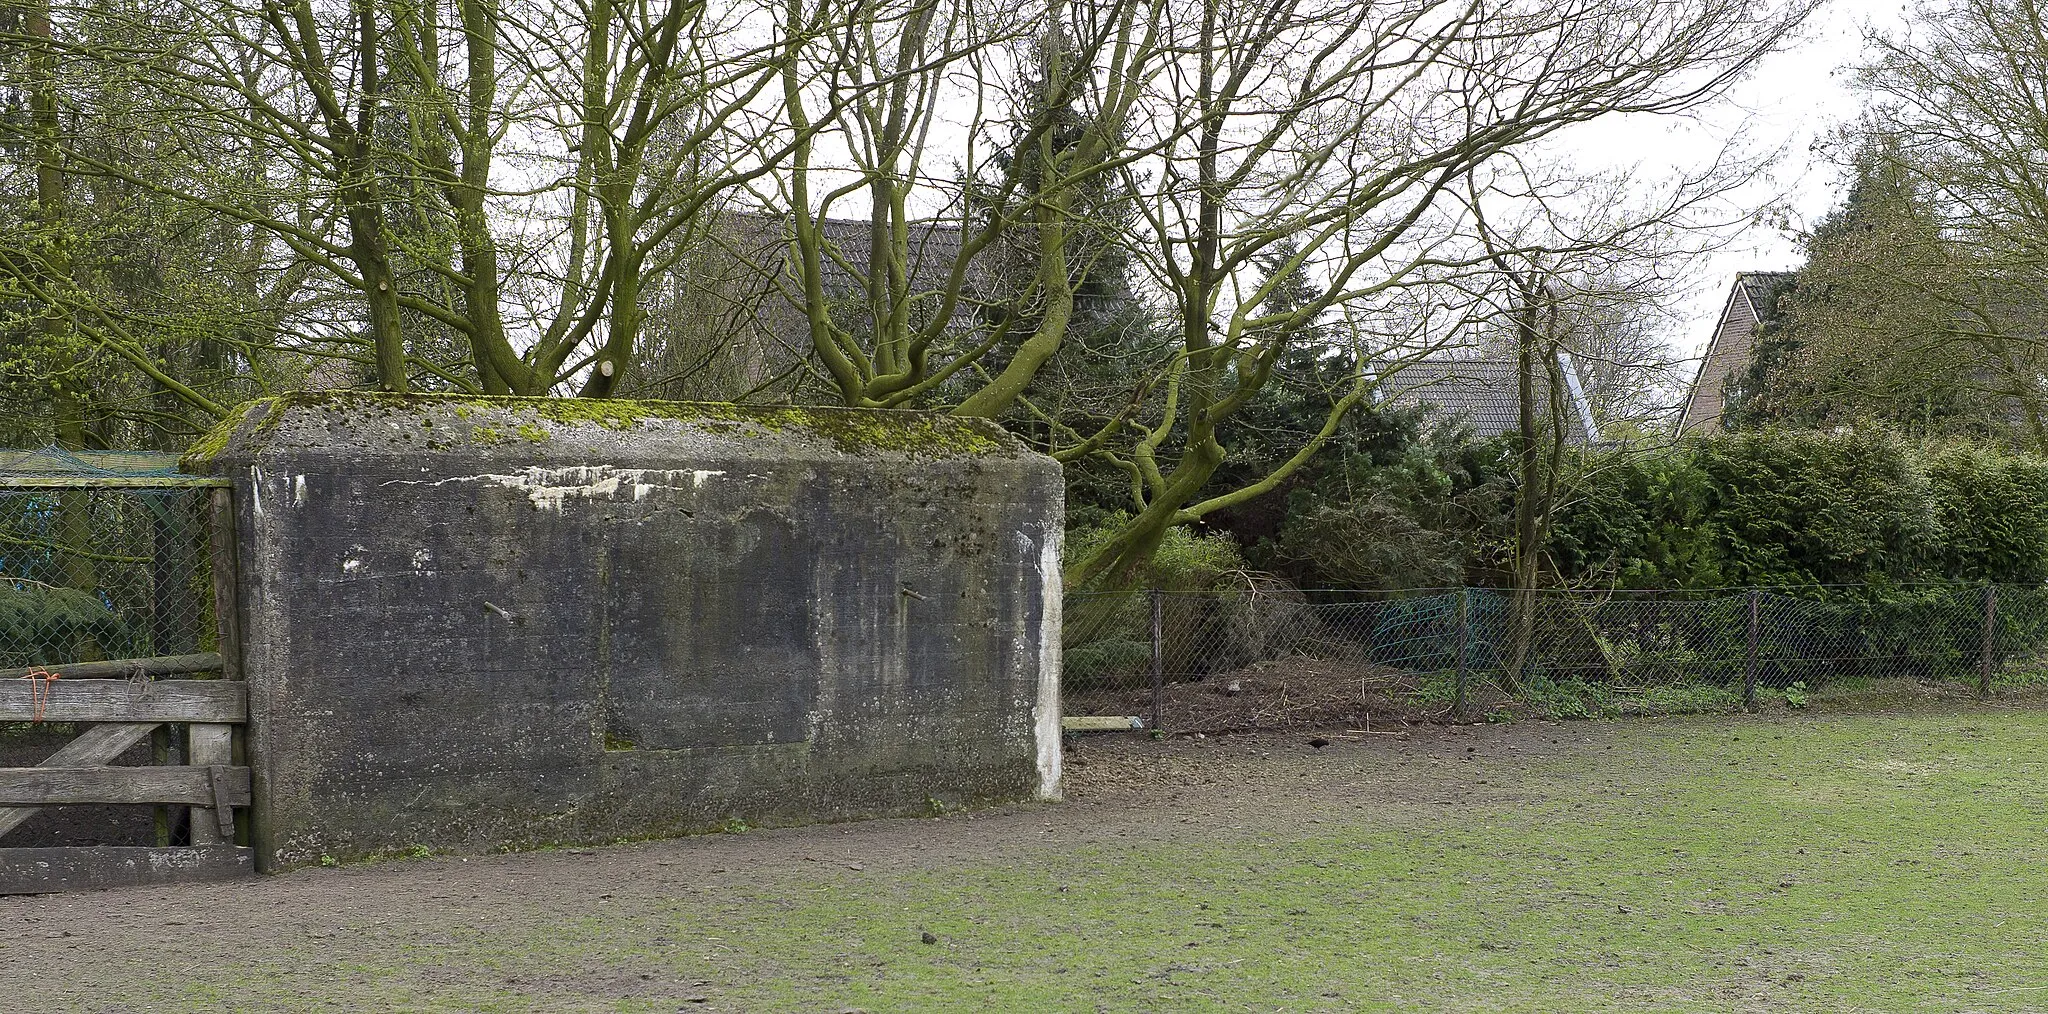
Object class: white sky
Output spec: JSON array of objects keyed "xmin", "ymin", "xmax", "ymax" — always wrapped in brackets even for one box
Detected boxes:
[{"xmin": 1665, "ymin": 0, "xmax": 1908, "ymax": 361}]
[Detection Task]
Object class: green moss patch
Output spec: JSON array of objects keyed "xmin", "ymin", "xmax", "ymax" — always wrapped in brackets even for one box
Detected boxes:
[
  {"xmin": 188, "ymin": 391, "xmax": 1013, "ymax": 459},
  {"xmin": 179, "ymin": 397, "xmax": 277, "ymax": 470}
]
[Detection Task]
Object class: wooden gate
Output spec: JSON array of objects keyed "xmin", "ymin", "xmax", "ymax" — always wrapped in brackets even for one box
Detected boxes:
[
  {"xmin": 0, "ymin": 654, "xmax": 251, "ymax": 892},
  {"xmin": 0, "ymin": 467, "xmax": 252, "ymax": 893}
]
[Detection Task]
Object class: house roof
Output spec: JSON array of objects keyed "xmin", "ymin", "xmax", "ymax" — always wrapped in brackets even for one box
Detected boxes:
[
  {"xmin": 704, "ymin": 212, "xmax": 971, "ymax": 298},
  {"xmin": 1739, "ymin": 271, "xmax": 1793, "ymax": 312},
  {"xmin": 1375, "ymin": 356, "xmax": 1597, "ymax": 443},
  {"xmin": 1681, "ymin": 271, "xmax": 1795, "ymax": 433}
]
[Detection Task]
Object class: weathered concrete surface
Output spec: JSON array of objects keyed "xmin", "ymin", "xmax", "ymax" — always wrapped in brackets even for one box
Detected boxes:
[{"xmin": 184, "ymin": 394, "xmax": 1062, "ymax": 870}]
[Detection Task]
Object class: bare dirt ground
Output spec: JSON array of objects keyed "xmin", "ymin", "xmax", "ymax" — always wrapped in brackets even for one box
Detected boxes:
[{"xmin": 4, "ymin": 715, "xmax": 1575, "ymax": 1012}]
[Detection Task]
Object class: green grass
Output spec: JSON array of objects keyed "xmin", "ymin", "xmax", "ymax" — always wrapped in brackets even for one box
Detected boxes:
[
  {"xmin": 693, "ymin": 713, "xmax": 2048, "ymax": 1011},
  {"xmin": 113, "ymin": 706, "xmax": 2048, "ymax": 1011}
]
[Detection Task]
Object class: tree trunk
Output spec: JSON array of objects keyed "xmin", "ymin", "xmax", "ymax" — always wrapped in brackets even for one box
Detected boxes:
[
  {"xmin": 1503, "ymin": 271, "xmax": 1552, "ymax": 695},
  {"xmin": 348, "ymin": 2, "xmax": 407, "ymax": 392},
  {"xmin": 1506, "ymin": 329, "xmax": 1540, "ymax": 694}
]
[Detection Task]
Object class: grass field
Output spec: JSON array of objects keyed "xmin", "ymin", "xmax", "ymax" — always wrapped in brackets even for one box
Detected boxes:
[{"xmin": 16, "ymin": 697, "xmax": 2048, "ymax": 1012}]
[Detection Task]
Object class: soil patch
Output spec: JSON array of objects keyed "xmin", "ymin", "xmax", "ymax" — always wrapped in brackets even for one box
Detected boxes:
[{"xmin": 1065, "ymin": 657, "xmax": 1508, "ymax": 732}]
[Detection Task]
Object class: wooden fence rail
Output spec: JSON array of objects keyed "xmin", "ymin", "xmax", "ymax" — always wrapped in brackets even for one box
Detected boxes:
[
  {"xmin": 0, "ymin": 766, "xmax": 250, "ymax": 808},
  {"xmin": 0, "ymin": 722, "xmax": 164, "ymax": 839},
  {"xmin": 0, "ymin": 677, "xmax": 243, "ymax": 724},
  {"xmin": 0, "ymin": 846, "xmax": 252, "ymax": 893},
  {"xmin": 0, "ymin": 652, "xmax": 223, "ymax": 682}
]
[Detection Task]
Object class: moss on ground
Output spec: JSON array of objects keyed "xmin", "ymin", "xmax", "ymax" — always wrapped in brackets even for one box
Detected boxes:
[{"xmin": 697, "ymin": 710, "xmax": 2048, "ymax": 1012}]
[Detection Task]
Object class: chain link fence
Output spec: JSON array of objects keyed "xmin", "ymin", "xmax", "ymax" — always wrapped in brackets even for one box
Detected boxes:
[
  {"xmin": 0, "ymin": 450, "xmax": 220, "ymax": 669},
  {"xmin": 0, "ymin": 449, "xmax": 228, "ymax": 850},
  {"xmin": 1063, "ymin": 584, "xmax": 2048, "ymax": 731}
]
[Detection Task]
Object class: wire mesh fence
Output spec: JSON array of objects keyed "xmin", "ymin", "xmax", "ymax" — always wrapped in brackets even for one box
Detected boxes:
[
  {"xmin": 1063, "ymin": 584, "xmax": 2048, "ymax": 731},
  {"xmin": 0, "ymin": 451, "xmax": 220, "ymax": 669}
]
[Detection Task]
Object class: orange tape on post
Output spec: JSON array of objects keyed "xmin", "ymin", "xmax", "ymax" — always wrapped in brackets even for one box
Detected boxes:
[{"xmin": 21, "ymin": 666, "xmax": 59, "ymax": 723}]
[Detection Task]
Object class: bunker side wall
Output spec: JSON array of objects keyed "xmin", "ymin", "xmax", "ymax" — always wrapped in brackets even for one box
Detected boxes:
[{"xmin": 227, "ymin": 448, "xmax": 1060, "ymax": 869}]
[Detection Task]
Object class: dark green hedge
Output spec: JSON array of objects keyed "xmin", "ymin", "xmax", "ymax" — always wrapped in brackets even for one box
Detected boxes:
[{"xmin": 1549, "ymin": 430, "xmax": 2048, "ymax": 591}]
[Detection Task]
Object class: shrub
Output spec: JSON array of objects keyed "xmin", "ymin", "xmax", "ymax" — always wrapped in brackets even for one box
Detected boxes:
[
  {"xmin": 1065, "ymin": 512, "xmax": 1248, "ymax": 593},
  {"xmin": 1062, "ymin": 637, "xmax": 1151, "ymax": 690},
  {"xmin": 1696, "ymin": 428, "xmax": 1938, "ymax": 588},
  {"xmin": 1063, "ymin": 515, "xmax": 1253, "ymax": 689},
  {"xmin": 1922, "ymin": 442, "xmax": 2048, "ymax": 583},
  {"xmin": 0, "ymin": 583, "xmax": 133, "ymax": 667}
]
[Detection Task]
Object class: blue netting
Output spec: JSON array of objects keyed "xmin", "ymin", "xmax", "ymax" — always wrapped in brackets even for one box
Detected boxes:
[{"xmin": 0, "ymin": 446, "xmax": 185, "ymax": 479}]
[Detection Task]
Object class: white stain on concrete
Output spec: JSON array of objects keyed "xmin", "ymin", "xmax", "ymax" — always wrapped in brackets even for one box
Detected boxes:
[
  {"xmin": 249, "ymin": 466, "xmax": 265, "ymax": 517},
  {"xmin": 292, "ymin": 474, "xmax": 307, "ymax": 506},
  {"xmin": 381, "ymin": 466, "xmax": 728, "ymax": 511},
  {"xmin": 341, "ymin": 544, "xmax": 368, "ymax": 573},
  {"xmin": 1033, "ymin": 527, "xmax": 1064, "ymax": 801},
  {"xmin": 410, "ymin": 548, "xmax": 433, "ymax": 573}
]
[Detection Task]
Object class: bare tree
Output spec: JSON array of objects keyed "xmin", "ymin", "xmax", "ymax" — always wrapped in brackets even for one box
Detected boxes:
[
  {"xmin": 758, "ymin": 0, "xmax": 1812, "ymax": 588},
  {"xmin": 2, "ymin": 0, "xmax": 1810, "ymax": 585},
  {"xmin": 0, "ymin": 0, "xmax": 297, "ymax": 449},
  {"xmin": 1457, "ymin": 145, "xmax": 1774, "ymax": 680},
  {"xmin": 9, "ymin": 0, "xmax": 824, "ymax": 399}
]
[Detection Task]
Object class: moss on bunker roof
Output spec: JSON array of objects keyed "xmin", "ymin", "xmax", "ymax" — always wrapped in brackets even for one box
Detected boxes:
[
  {"xmin": 181, "ymin": 398, "xmax": 269, "ymax": 468},
  {"xmin": 183, "ymin": 391, "xmax": 1019, "ymax": 466}
]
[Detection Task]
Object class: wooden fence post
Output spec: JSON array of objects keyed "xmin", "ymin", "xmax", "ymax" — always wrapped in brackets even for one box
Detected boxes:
[
  {"xmin": 1744, "ymin": 589, "xmax": 1760, "ymax": 712},
  {"xmin": 208, "ymin": 487, "xmax": 242, "ymax": 683},
  {"xmin": 1980, "ymin": 583, "xmax": 1999, "ymax": 699},
  {"xmin": 205, "ymin": 485, "xmax": 245, "ymax": 845},
  {"xmin": 1453, "ymin": 588, "xmax": 1470, "ymax": 721},
  {"xmin": 187, "ymin": 724, "xmax": 235, "ymax": 845},
  {"xmin": 152, "ymin": 726, "xmax": 173, "ymax": 846},
  {"xmin": 1149, "ymin": 589, "xmax": 1164, "ymax": 732}
]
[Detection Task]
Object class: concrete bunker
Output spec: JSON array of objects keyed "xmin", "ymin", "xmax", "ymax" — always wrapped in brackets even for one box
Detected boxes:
[{"xmin": 186, "ymin": 393, "xmax": 1062, "ymax": 869}]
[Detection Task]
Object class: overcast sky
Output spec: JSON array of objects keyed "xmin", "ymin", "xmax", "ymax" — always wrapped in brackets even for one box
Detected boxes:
[{"xmin": 1670, "ymin": 0, "xmax": 1907, "ymax": 359}]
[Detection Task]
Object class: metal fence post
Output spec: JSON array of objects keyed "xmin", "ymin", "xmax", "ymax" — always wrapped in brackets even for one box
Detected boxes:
[
  {"xmin": 1743, "ymin": 588, "xmax": 1760, "ymax": 712},
  {"xmin": 1149, "ymin": 588, "xmax": 1164, "ymax": 731},
  {"xmin": 1980, "ymin": 583, "xmax": 1999, "ymax": 698},
  {"xmin": 1453, "ymin": 588, "xmax": 1470, "ymax": 721}
]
